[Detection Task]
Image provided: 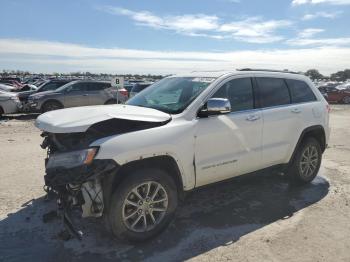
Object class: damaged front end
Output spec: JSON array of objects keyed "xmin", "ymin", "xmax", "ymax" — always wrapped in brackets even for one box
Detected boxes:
[
  {"xmin": 37, "ymin": 108, "xmax": 171, "ymax": 239},
  {"xmin": 41, "ymin": 131, "xmax": 119, "ymax": 238}
]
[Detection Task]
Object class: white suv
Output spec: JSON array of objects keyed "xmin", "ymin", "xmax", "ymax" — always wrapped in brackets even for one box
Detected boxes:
[{"xmin": 35, "ymin": 69, "xmax": 330, "ymax": 242}]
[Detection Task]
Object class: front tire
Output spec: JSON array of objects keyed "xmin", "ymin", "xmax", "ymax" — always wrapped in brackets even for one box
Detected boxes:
[
  {"xmin": 288, "ymin": 137, "xmax": 322, "ymax": 184},
  {"xmin": 107, "ymin": 168, "xmax": 178, "ymax": 242}
]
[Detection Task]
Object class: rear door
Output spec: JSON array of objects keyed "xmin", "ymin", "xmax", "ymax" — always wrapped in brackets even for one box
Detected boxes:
[
  {"xmin": 256, "ymin": 77, "xmax": 301, "ymax": 167},
  {"xmin": 86, "ymin": 82, "xmax": 109, "ymax": 105},
  {"xmin": 63, "ymin": 82, "xmax": 90, "ymax": 107},
  {"xmin": 194, "ymin": 77, "xmax": 263, "ymax": 186}
]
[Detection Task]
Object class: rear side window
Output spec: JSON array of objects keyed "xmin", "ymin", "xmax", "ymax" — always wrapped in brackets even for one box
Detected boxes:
[
  {"xmin": 212, "ymin": 78, "xmax": 254, "ymax": 112},
  {"xmin": 88, "ymin": 82, "xmax": 109, "ymax": 91},
  {"xmin": 257, "ymin": 77, "xmax": 290, "ymax": 108},
  {"xmin": 286, "ymin": 79, "xmax": 317, "ymax": 103}
]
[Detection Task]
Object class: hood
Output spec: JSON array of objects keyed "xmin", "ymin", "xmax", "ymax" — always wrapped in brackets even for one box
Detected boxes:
[
  {"xmin": 35, "ymin": 104, "xmax": 171, "ymax": 133},
  {"xmin": 30, "ymin": 90, "xmax": 60, "ymax": 98},
  {"xmin": 18, "ymin": 90, "xmax": 37, "ymax": 98},
  {"xmin": 0, "ymin": 90, "xmax": 17, "ymax": 100}
]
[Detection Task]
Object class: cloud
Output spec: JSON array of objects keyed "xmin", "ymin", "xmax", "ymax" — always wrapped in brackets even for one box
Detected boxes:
[
  {"xmin": 287, "ymin": 37, "xmax": 350, "ymax": 46},
  {"xmin": 292, "ymin": 0, "xmax": 350, "ymax": 5},
  {"xmin": 102, "ymin": 7, "xmax": 219, "ymax": 33},
  {"xmin": 301, "ymin": 11, "xmax": 342, "ymax": 20},
  {"xmin": 298, "ymin": 28, "xmax": 325, "ymax": 38},
  {"xmin": 99, "ymin": 7, "xmax": 291, "ymax": 43},
  {"xmin": 0, "ymin": 38, "xmax": 350, "ymax": 75},
  {"xmin": 219, "ymin": 17, "xmax": 292, "ymax": 43}
]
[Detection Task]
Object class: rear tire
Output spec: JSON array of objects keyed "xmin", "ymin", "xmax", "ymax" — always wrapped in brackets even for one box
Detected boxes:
[
  {"xmin": 42, "ymin": 101, "xmax": 63, "ymax": 113},
  {"xmin": 107, "ymin": 168, "xmax": 178, "ymax": 242},
  {"xmin": 287, "ymin": 137, "xmax": 322, "ymax": 185}
]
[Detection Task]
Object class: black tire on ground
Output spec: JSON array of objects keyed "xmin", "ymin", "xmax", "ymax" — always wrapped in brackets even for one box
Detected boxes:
[
  {"xmin": 41, "ymin": 101, "xmax": 63, "ymax": 113},
  {"xmin": 107, "ymin": 168, "xmax": 178, "ymax": 242},
  {"xmin": 287, "ymin": 137, "xmax": 322, "ymax": 185},
  {"xmin": 105, "ymin": 99, "xmax": 118, "ymax": 105}
]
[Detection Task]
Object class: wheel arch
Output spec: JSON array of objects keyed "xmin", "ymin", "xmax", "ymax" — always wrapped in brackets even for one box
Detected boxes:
[
  {"xmin": 102, "ymin": 155, "xmax": 185, "ymax": 210},
  {"xmin": 290, "ymin": 125, "xmax": 326, "ymax": 164},
  {"xmin": 41, "ymin": 99, "xmax": 64, "ymax": 112}
]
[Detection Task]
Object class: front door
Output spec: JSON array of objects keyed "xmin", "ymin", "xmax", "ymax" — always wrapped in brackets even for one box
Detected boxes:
[{"xmin": 194, "ymin": 77, "xmax": 263, "ymax": 187}]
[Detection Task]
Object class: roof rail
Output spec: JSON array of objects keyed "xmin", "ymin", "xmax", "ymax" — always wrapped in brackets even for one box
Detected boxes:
[{"xmin": 236, "ymin": 68, "xmax": 300, "ymax": 74}]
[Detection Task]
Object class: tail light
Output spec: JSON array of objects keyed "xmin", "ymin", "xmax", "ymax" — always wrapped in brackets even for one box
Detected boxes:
[{"xmin": 119, "ymin": 89, "xmax": 128, "ymax": 97}]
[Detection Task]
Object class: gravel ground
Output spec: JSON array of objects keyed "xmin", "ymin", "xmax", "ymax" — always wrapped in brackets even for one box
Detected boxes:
[{"xmin": 0, "ymin": 106, "xmax": 350, "ymax": 262}]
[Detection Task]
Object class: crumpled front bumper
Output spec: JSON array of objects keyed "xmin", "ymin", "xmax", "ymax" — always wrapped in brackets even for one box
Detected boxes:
[
  {"xmin": 44, "ymin": 158, "xmax": 119, "ymax": 239},
  {"xmin": 45, "ymin": 159, "xmax": 118, "ymax": 188}
]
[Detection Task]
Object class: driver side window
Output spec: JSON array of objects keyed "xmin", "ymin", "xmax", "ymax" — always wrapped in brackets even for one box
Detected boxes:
[{"xmin": 212, "ymin": 78, "xmax": 254, "ymax": 112}]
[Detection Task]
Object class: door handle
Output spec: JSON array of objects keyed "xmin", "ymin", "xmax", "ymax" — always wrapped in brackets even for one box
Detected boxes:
[
  {"xmin": 291, "ymin": 108, "xmax": 301, "ymax": 113},
  {"xmin": 246, "ymin": 115, "xmax": 260, "ymax": 121}
]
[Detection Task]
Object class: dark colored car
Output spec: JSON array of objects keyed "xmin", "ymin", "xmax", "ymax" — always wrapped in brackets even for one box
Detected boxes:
[
  {"xmin": 318, "ymin": 85, "xmax": 350, "ymax": 104},
  {"xmin": 18, "ymin": 79, "xmax": 73, "ymax": 107},
  {"xmin": 129, "ymin": 82, "xmax": 152, "ymax": 98}
]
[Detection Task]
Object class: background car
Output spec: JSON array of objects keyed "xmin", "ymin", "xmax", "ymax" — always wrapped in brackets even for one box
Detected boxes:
[
  {"xmin": 129, "ymin": 82, "xmax": 152, "ymax": 98},
  {"xmin": 0, "ymin": 83, "xmax": 17, "ymax": 92},
  {"xmin": 0, "ymin": 91, "xmax": 21, "ymax": 117},
  {"xmin": 27, "ymin": 80, "xmax": 129, "ymax": 112},
  {"xmin": 318, "ymin": 85, "xmax": 350, "ymax": 104},
  {"xmin": 19, "ymin": 79, "xmax": 73, "ymax": 110}
]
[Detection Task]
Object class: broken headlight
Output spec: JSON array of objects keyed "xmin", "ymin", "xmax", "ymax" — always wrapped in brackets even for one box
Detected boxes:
[{"xmin": 46, "ymin": 148, "xmax": 98, "ymax": 169}]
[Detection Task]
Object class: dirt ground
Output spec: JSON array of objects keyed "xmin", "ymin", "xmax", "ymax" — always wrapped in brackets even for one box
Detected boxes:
[{"xmin": 0, "ymin": 105, "xmax": 350, "ymax": 262}]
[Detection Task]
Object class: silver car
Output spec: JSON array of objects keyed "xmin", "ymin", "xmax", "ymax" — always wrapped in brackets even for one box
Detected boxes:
[
  {"xmin": 0, "ymin": 91, "xmax": 21, "ymax": 116},
  {"xmin": 27, "ymin": 80, "xmax": 128, "ymax": 113}
]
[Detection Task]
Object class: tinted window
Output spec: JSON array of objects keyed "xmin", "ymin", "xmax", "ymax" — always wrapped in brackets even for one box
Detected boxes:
[
  {"xmin": 257, "ymin": 78, "xmax": 290, "ymax": 108},
  {"xmin": 88, "ymin": 82, "xmax": 109, "ymax": 91},
  {"xmin": 212, "ymin": 78, "xmax": 254, "ymax": 112},
  {"xmin": 286, "ymin": 79, "xmax": 317, "ymax": 103},
  {"xmin": 68, "ymin": 82, "xmax": 88, "ymax": 92},
  {"xmin": 41, "ymin": 82, "xmax": 59, "ymax": 92}
]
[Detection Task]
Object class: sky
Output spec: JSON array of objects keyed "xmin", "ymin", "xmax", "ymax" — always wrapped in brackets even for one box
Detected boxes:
[{"xmin": 0, "ymin": 0, "xmax": 350, "ymax": 75}]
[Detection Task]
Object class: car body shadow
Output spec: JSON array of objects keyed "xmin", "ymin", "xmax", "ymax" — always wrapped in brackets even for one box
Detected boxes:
[{"xmin": 0, "ymin": 171, "xmax": 329, "ymax": 262}]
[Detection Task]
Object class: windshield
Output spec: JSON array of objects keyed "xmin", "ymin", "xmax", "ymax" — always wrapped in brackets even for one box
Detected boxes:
[
  {"xmin": 55, "ymin": 81, "xmax": 76, "ymax": 92},
  {"xmin": 127, "ymin": 77, "xmax": 216, "ymax": 114}
]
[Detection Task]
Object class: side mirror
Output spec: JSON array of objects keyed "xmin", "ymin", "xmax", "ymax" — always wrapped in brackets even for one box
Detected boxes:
[{"xmin": 199, "ymin": 98, "xmax": 231, "ymax": 117}]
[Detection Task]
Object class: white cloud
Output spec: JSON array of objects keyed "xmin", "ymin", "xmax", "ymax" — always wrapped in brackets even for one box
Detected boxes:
[
  {"xmin": 102, "ymin": 7, "xmax": 219, "ymax": 33},
  {"xmin": 292, "ymin": 0, "xmax": 350, "ymax": 5},
  {"xmin": 298, "ymin": 28, "xmax": 324, "ymax": 38},
  {"xmin": 100, "ymin": 7, "xmax": 291, "ymax": 43},
  {"xmin": 287, "ymin": 37, "xmax": 350, "ymax": 46},
  {"xmin": 219, "ymin": 17, "xmax": 292, "ymax": 43},
  {"xmin": 301, "ymin": 11, "xmax": 342, "ymax": 20},
  {"xmin": 0, "ymin": 38, "xmax": 349, "ymax": 75}
]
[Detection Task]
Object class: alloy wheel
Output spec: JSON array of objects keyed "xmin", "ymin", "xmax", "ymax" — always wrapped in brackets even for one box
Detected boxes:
[
  {"xmin": 299, "ymin": 145, "xmax": 319, "ymax": 179},
  {"xmin": 122, "ymin": 181, "xmax": 168, "ymax": 233}
]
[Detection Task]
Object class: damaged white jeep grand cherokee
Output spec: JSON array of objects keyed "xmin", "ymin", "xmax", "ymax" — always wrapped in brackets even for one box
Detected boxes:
[{"xmin": 35, "ymin": 69, "xmax": 330, "ymax": 242}]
